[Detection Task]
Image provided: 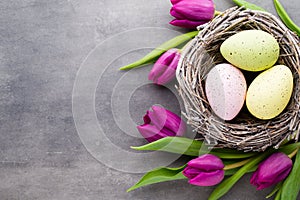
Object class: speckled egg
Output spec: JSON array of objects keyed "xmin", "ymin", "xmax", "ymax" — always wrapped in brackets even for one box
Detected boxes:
[
  {"xmin": 246, "ymin": 65, "xmax": 293, "ymax": 120},
  {"xmin": 220, "ymin": 30, "xmax": 279, "ymax": 71},
  {"xmin": 205, "ymin": 63, "xmax": 247, "ymax": 121}
]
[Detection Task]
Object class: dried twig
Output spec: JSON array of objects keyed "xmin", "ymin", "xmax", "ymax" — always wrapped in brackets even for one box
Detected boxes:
[{"xmin": 176, "ymin": 7, "xmax": 300, "ymax": 151}]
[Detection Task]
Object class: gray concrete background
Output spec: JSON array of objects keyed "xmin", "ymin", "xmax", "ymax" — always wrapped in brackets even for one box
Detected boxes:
[{"xmin": 1, "ymin": 0, "xmax": 299, "ymax": 199}]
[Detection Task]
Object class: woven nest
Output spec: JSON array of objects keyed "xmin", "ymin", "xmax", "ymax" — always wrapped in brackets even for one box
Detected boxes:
[{"xmin": 176, "ymin": 7, "xmax": 300, "ymax": 151}]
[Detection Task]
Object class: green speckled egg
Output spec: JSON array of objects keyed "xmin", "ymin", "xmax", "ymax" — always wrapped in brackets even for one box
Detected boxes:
[
  {"xmin": 220, "ymin": 30, "xmax": 279, "ymax": 71},
  {"xmin": 246, "ymin": 65, "xmax": 293, "ymax": 120}
]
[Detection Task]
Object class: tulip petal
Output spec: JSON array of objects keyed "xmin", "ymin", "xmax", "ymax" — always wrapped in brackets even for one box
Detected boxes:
[
  {"xmin": 250, "ymin": 170, "xmax": 259, "ymax": 185},
  {"xmin": 187, "ymin": 154, "xmax": 225, "ymax": 171},
  {"xmin": 148, "ymin": 105, "xmax": 167, "ymax": 131},
  {"xmin": 160, "ymin": 127, "xmax": 178, "ymax": 137},
  {"xmin": 189, "ymin": 170, "xmax": 224, "ymax": 186},
  {"xmin": 137, "ymin": 105, "xmax": 186, "ymax": 142},
  {"xmin": 155, "ymin": 66, "xmax": 176, "ymax": 85},
  {"xmin": 137, "ymin": 124, "xmax": 161, "ymax": 142},
  {"xmin": 149, "ymin": 105, "xmax": 186, "ymax": 136},
  {"xmin": 183, "ymin": 154, "xmax": 225, "ymax": 187},
  {"xmin": 183, "ymin": 166, "xmax": 202, "ymax": 179},
  {"xmin": 170, "ymin": 7, "xmax": 186, "ymax": 20},
  {"xmin": 170, "ymin": 19, "xmax": 208, "ymax": 29},
  {"xmin": 143, "ymin": 111, "xmax": 151, "ymax": 124},
  {"xmin": 156, "ymin": 51, "xmax": 180, "ymax": 85},
  {"xmin": 148, "ymin": 49, "xmax": 177, "ymax": 82},
  {"xmin": 250, "ymin": 152, "xmax": 293, "ymax": 190},
  {"xmin": 169, "ymin": 0, "xmax": 215, "ymax": 29},
  {"xmin": 172, "ymin": 1, "xmax": 215, "ymax": 21},
  {"xmin": 170, "ymin": 0, "xmax": 181, "ymax": 5}
]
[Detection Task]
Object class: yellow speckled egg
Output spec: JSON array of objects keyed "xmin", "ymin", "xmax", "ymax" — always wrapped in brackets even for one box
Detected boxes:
[
  {"xmin": 246, "ymin": 65, "xmax": 293, "ymax": 120},
  {"xmin": 220, "ymin": 30, "xmax": 279, "ymax": 71}
]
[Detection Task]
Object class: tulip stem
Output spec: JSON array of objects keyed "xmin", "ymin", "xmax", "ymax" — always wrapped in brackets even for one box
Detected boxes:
[
  {"xmin": 223, "ymin": 158, "xmax": 252, "ymax": 170},
  {"xmin": 214, "ymin": 10, "xmax": 222, "ymax": 16},
  {"xmin": 120, "ymin": 31, "xmax": 199, "ymax": 70},
  {"xmin": 288, "ymin": 148, "xmax": 299, "ymax": 159}
]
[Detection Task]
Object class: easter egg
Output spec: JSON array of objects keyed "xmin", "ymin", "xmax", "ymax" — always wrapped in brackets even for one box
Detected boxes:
[
  {"xmin": 205, "ymin": 63, "xmax": 247, "ymax": 121},
  {"xmin": 246, "ymin": 65, "xmax": 293, "ymax": 120},
  {"xmin": 220, "ymin": 30, "xmax": 280, "ymax": 71}
]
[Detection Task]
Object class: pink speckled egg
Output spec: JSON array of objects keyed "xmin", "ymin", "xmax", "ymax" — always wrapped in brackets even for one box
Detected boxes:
[{"xmin": 205, "ymin": 63, "xmax": 247, "ymax": 120}]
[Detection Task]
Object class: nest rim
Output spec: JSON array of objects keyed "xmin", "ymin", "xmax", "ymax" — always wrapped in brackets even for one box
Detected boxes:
[{"xmin": 176, "ymin": 7, "xmax": 300, "ymax": 152}]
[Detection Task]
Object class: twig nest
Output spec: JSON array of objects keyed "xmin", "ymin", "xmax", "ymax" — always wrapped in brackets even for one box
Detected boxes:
[{"xmin": 176, "ymin": 7, "xmax": 300, "ymax": 151}]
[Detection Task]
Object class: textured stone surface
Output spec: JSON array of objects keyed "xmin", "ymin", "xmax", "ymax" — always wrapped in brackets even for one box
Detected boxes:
[{"xmin": 0, "ymin": 0, "xmax": 299, "ymax": 199}]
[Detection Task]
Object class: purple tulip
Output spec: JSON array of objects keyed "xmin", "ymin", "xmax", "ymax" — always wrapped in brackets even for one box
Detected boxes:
[
  {"xmin": 148, "ymin": 48, "xmax": 180, "ymax": 85},
  {"xmin": 137, "ymin": 105, "xmax": 186, "ymax": 142},
  {"xmin": 183, "ymin": 154, "xmax": 225, "ymax": 186},
  {"xmin": 170, "ymin": 0, "xmax": 215, "ymax": 29},
  {"xmin": 250, "ymin": 152, "xmax": 293, "ymax": 190}
]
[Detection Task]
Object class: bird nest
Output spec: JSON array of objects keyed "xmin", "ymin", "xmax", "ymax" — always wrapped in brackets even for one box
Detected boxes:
[{"xmin": 176, "ymin": 7, "xmax": 300, "ymax": 151}]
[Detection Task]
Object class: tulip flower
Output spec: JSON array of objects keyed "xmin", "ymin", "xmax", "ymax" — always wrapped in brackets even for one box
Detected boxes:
[
  {"xmin": 148, "ymin": 48, "xmax": 180, "ymax": 85},
  {"xmin": 170, "ymin": 0, "xmax": 215, "ymax": 29},
  {"xmin": 183, "ymin": 154, "xmax": 225, "ymax": 186},
  {"xmin": 250, "ymin": 152, "xmax": 293, "ymax": 190},
  {"xmin": 137, "ymin": 105, "xmax": 186, "ymax": 142}
]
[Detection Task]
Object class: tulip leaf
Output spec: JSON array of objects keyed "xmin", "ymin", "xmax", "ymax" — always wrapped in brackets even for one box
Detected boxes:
[
  {"xmin": 278, "ymin": 142, "xmax": 300, "ymax": 155},
  {"xmin": 280, "ymin": 149, "xmax": 300, "ymax": 200},
  {"xmin": 208, "ymin": 150, "xmax": 273, "ymax": 200},
  {"xmin": 119, "ymin": 31, "xmax": 198, "ymax": 70},
  {"xmin": 224, "ymin": 165, "xmax": 256, "ymax": 176},
  {"xmin": 127, "ymin": 165, "xmax": 186, "ymax": 192},
  {"xmin": 266, "ymin": 182, "xmax": 283, "ymax": 199},
  {"xmin": 131, "ymin": 137, "xmax": 258, "ymax": 159},
  {"xmin": 210, "ymin": 151, "xmax": 257, "ymax": 159},
  {"xmin": 275, "ymin": 187, "xmax": 282, "ymax": 200},
  {"xmin": 274, "ymin": 0, "xmax": 300, "ymax": 36},
  {"xmin": 131, "ymin": 137, "xmax": 202, "ymax": 156},
  {"xmin": 232, "ymin": 0, "xmax": 266, "ymax": 11}
]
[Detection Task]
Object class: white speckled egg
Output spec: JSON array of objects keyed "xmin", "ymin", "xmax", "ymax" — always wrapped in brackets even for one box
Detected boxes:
[
  {"xmin": 205, "ymin": 63, "xmax": 247, "ymax": 121},
  {"xmin": 220, "ymin": 30, "xmax": 279, "ymax": 71},
  {"xmin": 246, "ymin": 65, "xmax": 293, "ymax": 120}
]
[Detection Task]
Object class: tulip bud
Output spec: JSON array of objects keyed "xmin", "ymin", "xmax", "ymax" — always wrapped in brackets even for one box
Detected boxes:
[
  {"xmin": 250, "ymin": 152, "xmax": 293, "ymax": 190},
  {"xmin": 148, "ymin": 48, "xmax": 180, "ymax": 85},
  {"xmin": 137, "ymin": 105, "xmax": 186, "ymax": 142},
  {"xmin": 183, "ymin": 154, "xmax": 225, "ymax": 186},
  {"xmin": 169, "ymin": 0, "xmax": 215, "ymax": 29}
]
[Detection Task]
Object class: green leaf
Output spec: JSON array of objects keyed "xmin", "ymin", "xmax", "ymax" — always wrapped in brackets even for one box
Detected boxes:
[
  {"xmin": 275, "ymin": 187, "xmax": 282, "ymax": 200},
  {"xmin": 127, "ymin": 165, "xmax": 186, "ymax": 192},
  {"xmin": 281, "ymin": 149, "xmax": 300, "ymax": 200},
  {"xmin": 266, "ymin": 182, "xmax": 283, "ymax": 199},
  {"xmin": 278, "ymin": 142, "xmax": 300, "ymax": 155},
  {"xmin": 224, "ymin": 165, "xmax": 256, "ymax": 176},
  {"xmin": 131, "ymin": 137, "xmax": 202, "ymax": 156},
  {"xmin": 119, "ymin": 31, "xmax": 198, "ymax": 70},
  {"xmin": 210, "ymin": 151, "xmax": 257, "ymax": 159},
  {"xmin": 131, "ymin": 137, "xmax": 258, "ymax": 159},
  {"xmin": 208, "ymin": 149, "xmax": 274, "ymax": 200},
  {"xmin": 274, "ymin": 0, "xmax": 300, "ymax": 36},
  {"xmin": 232, "ymin": 0, "xmax": 266, "ymax": 11}
]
